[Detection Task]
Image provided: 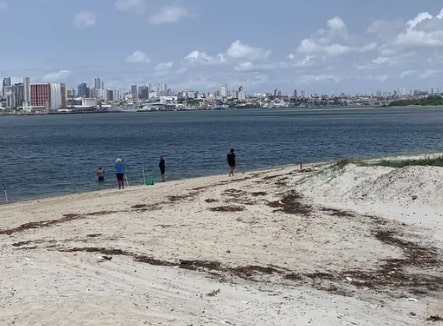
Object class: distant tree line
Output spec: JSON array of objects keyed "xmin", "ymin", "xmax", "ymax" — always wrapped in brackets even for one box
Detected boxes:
[{"xmin": 388, "ymin": 95, "xmax": 443, "ymax": 106}]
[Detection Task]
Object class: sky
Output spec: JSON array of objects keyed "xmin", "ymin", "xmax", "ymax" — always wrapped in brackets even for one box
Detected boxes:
[{"xmin": 1, "ymin": 0, "xmax": 443, "ymax": 95}]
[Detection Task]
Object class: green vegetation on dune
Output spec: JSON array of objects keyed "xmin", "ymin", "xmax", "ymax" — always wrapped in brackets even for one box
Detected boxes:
[
  {"xmin": 334, "ymin": 155, "xmax": 443, "ymax": 169},
  {"xmin": 373, "ymin": 156, "xmax": 443, "ymax": 168}
]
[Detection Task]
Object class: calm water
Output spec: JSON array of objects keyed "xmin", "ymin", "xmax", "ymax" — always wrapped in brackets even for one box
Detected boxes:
[{"xmin": 1, "ymin": 107, "xmax": 443, "ymax": 203}]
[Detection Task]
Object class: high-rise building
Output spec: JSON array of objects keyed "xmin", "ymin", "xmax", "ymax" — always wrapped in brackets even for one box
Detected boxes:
[
  {"xmin": 78, "ymin": 83, "xmax": 88, "ymax": 98},
  {"xmin": 93, "ymin": 88, "xmax": 104, "ymax": 99},
  {"xmin": 50, "ymin": 83, "xmax": 67, "ymax": 110},
  {"xmin": 67, "ymin": 88, "xmax": 76, "ymax": 98},
  {"xmin": 131, "ymin": 85, "xmax": 138, "ymax": 99},
  {"xmin": 23, "ymin": 77, "xmax": 30, "ymax": 108},
  {"xmin": 94, "ymin": 77, "xmax": 103, "ymax": 90},
  {"xmin": 2, "ymin": 77, "xmax": 11, "ymax": 97},
  {"xmin": 30, "ymin": 83, "xmax": 51, "ymax": 109},
  {"xmin": 113, "ymin": 89, "xmax": 122, "ymax": 101},
  {"xmin": 105, "ymin": 89, "xmax": 114, "ymax": 102},
  {"xmin": 4, "ymin": 86, "xmax": 16, "ymax": 109},
  {"xmin": 14, "ymin": 83, "xmax": 24, "ymax": 108},
  {"xmin": 30, "ymin": 83, "xmax": 66, "ymax": 111},
  {"xmin": 238, "ymin": 86, "xmax": 246, "ymax": 101},
  {"xmin": 220, "ymin": 84, "xmax": 228, "ymax": 98},
  {"xmin": 159, "ymin": 82, "xmax": 167, "ymax": 92},
  {"xmin": 3, "ymin": 83, "xmax": 25, "ymax": 109},
  {"xmin": 139, "ymin": 86, "xmax": 149, "ymax": 99},
  {"xmin": 158, "ymin": 82, "xmax": 169, "ymax": 96}
]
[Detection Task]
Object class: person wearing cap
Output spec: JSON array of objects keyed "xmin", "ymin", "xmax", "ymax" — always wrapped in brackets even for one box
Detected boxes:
[
  {"xmin": 97, "ymin": 167, "xmax": 105, "ymax": 182},
  {"xmin": 114, "ymin": 158, "xmax": 127, "ymax": 189}
]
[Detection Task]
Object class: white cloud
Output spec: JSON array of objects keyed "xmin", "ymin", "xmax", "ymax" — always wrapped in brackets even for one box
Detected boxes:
[
  {"xmin": 42, "ymin": 70, "xmax": 70, "ymax": 82},
  {"xmin": 355, "ymin": 50, "xmax": 415, "ymax": 70},
  {"xmin": 155, "ymin": 61, "xmax": 174, "ymax": 70},
  {"xmin": 300, "ymin": 74, "xmax": 339, "ymax": 84},
  {"xmin": 372, "ymin": 56, "xmax": 390, "ymax": 65},
  {"xmin": 125, "ymin": 51, "xmax": 151, "ymax": 64},
  {"xmin": 184, "ymin": 50, "xmax": 212, "ymax": 63},
  {"xmin": 233, "ymin": 62, "xmax": 274, "ymax": 72},
  {"xmin": 234, "ymin": 62, "xmax": 254, "ymax": 71},
  {"xmin": 115, "ymin": 0, "xmax": 145, "ymax": 13},
  {"xmin": 367, "ymin": 19, "xmax": 405, "ymax": 45},
  {"xmin": 395, "ymin": 30, "xmax": 443, "ymax": 47},
  {"xmin": 327, "ymin": 17, "xmax": 348, "ymax": 39},
  {"xmin": 297, "ymin": 17, "xmax": 374, "ymax": 57},
  {"xmin": 400, "ymin": 70, "xmax": 416, "ymax": 78},
  {"xmin": 183, "ymin": 50, "xmax": 224, "ymax": 65},
  {"xmin": 286, "ymin": 54, "xmax": 323, "ymax": 68},
  {"xmin": 148, "ymin": 5, "xmax": 189, "ymax": 25},
  {"xmin": 183, "ymin": 40, "xmax": 270, "ymax": 67},
  {"xmin": 73, "ymin": 11, "xmax": 96, "ymax": 29},
  {"xmin": 294, "ymin": 55, "xmax": 316, "ymax": 67},
  {"xmin": 226, "ymin": 40, "xmax": 270, "ymax": 60},
  {"xmin": 406, "ymin": 12, "xmax": 433, "ymax": 31},
  {"xmin": 298, "ymin": 39, "xmax": 352, "ymax": 56},
  {"xmin": 393, "ymin": 9, "xmax": 443, "ymax": 48}
]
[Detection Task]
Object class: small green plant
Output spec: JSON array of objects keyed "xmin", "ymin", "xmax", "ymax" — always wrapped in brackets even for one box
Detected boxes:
[{"xmin": 206, "ymin": 289, "xmax": 221, "ymax": 297}]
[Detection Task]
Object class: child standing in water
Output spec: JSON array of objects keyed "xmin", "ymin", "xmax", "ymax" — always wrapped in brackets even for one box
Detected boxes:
[{"xmin": 97, "ymin": 167, "xmax": 105, "ymax": 182}]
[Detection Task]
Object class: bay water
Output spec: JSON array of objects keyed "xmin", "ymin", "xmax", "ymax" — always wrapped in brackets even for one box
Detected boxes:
[{"xmin": 1, "ymin": 107, "xmax": 443, "ymax": 203}]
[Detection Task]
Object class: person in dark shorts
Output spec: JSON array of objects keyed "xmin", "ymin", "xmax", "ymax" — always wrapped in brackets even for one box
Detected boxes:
[
  {"xmin": 226, "ymin": 148, "xmax": 236, "ymax": 176},
  {"xmin": 114, "ymin": 158, "xmax": 126, "ymax": 189},
  {"xmin": 97, "ymin": 167, "xmax": 105, "ymax": 182},
  {"xmin": 159, "ymin": 155, "xmax": 165, "ymax": 182}
]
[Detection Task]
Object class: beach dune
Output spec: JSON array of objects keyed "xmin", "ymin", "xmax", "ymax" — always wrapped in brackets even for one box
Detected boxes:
[{"xmin": 1, "ymin": 155, "xmax": 442, "ymax": 325}]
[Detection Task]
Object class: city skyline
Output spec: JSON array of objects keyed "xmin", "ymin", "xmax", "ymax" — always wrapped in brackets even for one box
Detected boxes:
[{"xmin": 0, "ymin": 1, "xmax": 443, "ymax": 94}]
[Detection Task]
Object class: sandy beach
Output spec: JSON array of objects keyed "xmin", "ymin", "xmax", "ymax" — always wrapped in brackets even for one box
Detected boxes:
[{"xmin": 1, "ymin": 155, "xmax": 442, "ymax": 325}]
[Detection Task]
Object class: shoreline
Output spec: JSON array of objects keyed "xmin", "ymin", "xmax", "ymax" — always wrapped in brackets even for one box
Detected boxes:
[
  {"xmin": 2, "ymin": 150, "xmax": 441, "ymax": 205},
  {"xmin": 1, "ymin": 159, "xmax": 328, "ymax": 205},
  {"xmin": 1, "ymin": 154, "xmax": 442, "ymax": 325}
]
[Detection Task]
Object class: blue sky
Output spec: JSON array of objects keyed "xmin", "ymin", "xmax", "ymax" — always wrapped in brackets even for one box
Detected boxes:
[{"xmin": 1, "ymin": 0, "xmax": 443, "ymax": 95}]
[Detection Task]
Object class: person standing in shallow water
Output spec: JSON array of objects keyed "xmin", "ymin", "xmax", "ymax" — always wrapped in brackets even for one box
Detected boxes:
[
  {"xmin": 114, "ymin": 158, "xmax": 126, "ymax": 189},
  {"xmin": 226, "ymin": 148, "xmax": 236, "ymax": 176},
  {"xmin": 159, "ymin": 155, "xmax": 166, "ymax": 182},
  {"xmin": 97, "ymin": 167, "xmax": 105, "ymax": 182}
]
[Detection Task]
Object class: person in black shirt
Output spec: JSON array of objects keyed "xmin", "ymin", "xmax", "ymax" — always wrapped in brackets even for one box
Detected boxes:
[
  {"xmin": 159, "ymin": 155, "xmax": 166, "ymax": 182},
  {"xmin": 226, "ymin": 148, "xmax": 236, "ymax": 176}
]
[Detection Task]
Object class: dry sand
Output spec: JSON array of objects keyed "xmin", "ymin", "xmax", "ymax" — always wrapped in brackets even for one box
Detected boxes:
[{"xmin": 1, "ymin": 155, "xmax": 443, "ymax": 325}]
